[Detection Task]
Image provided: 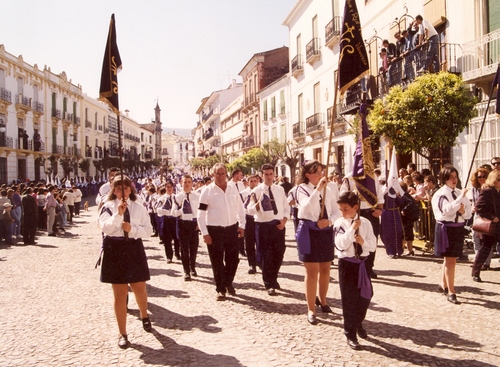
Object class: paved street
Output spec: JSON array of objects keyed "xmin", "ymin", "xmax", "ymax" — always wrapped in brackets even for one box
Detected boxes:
[{"xmin": 1, "ymin": 200, "xmax": 499, "ymax": 367}]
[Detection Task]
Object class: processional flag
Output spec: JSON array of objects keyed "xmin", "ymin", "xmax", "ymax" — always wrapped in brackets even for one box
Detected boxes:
[
  {"xmin": 338, "ymin": 0, "xmax": 370, "ymax": 95},
  {"xmin": 338, "ymin": 0, "xmax": 377, "ymax": 207},
  {"xmin": 99, "ymin": 14, "xmax": 122, "ymax": 115}
]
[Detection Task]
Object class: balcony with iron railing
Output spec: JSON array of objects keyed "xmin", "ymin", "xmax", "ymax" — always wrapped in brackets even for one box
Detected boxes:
[
  {"xmin": 292, "ymin": 121, "xmax": 305, "ymax": 140},
  {"xmin": 241, "ymin": 135, "xmax": 255, "ymax": 149},
  {"xmin": 306, "ymin": 37, "xmax": 321, "ymax": 64},
  {"xmin": 0, "ymin": 88, "xmax": 11, "ymax": 103},
  {"xmin": 16, "ymin": 94, "xmax": 31, "ymax": 109},
  {"xmin": 52, "ymin": 109, "xmax": 61, "ymax": 119},
  {"xmin": 33, "ymin": 101, "xmax": 44, "ymax": 113},
  {"xmin": 52, "ymin": 145, "xmax": 63, "ymax": 154},
  {"xmin": 340, "ymin": 42, "xmax": 463, "ymax": 114},
  {"xmin": 462, "ymin": 28, "xmax": 500, "ymax": 84},
  {"xmin": 85, "ymin": 120, "xmax": 92, "ymax": 128},
  {"xmin": 325, "ymin": 16, "xmax": 342, "ymax": 48},
  {"xmin": 0, "ymin": 136, "xmax": 13, "ymax": 148},
  {"xmin": 327, "ymin": 106, "xmax": 347, "ymax": 136},
  {"xmin": 306, "ymin": 113, "xmax": 323, "ymax": 134},
  {"xmin": 202, "ymin": 109, "xmax": 213, "ymax": 122},
  {"xmin": 291, "ymin": 54, "xmax": 304, "ymax": 77}
]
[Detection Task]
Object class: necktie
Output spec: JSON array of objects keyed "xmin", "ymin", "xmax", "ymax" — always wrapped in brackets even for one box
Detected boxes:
[
  {"xmin": 124, "ymin": 207, "xmax": 130, "ymax": 223},
  {"xmin": 451, "ymin": 190, "xmax": 459, "ymax": 222},
  {"xmin": 314, "ymin": 186, "xmax": 328, "ymax": 220},
  {"xmin": 183, "ymin": 192, "xmax": 192, "ymax": 214},
  {"xmin": 268, "ymin": 186, "xmax": 278, "ymax": 215},
  {"xmin": 163, "ymin": 195, "xmax": 172, "ymax": 210}
]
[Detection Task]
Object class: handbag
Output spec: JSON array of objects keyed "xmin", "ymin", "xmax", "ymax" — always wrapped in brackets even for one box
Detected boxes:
[
  {"xmin": 472, "ymin": 192, "xmax": 497, "ymax": 236},
  {"xmin": 472, "ymin": 216, "xmax": 496, "ymax": 236}
]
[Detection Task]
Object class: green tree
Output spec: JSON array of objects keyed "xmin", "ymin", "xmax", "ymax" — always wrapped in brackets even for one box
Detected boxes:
[
  {"xmin": 227, "ymin": 148, "xmax": 268, "ymax": 174},
  {"xmin": 78, "ymin": 158, "xmax": 90, "ymax": 174},
  {"xmin": 368, "ymin": 72, "xmax": 476, "ymax": 167},
  {"xmin": 262, "ymin": 139, "xmax": 305, "ymax": 180}
]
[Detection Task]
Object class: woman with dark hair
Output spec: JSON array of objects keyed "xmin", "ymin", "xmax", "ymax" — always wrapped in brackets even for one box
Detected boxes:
[
  {"xmin": 431, "ymin": 165, "xmax": 472, "ymax": 304},
  {"xmin": 469, "ymin": 167, "xmax": 492, "ymax": 270},
  {"xmin": 295, "ymin": 160, "xmax": 340, "ymax": 325},
  {"xmin": 97, "ymin": 175, "xmax": 153, "ymax": 349},
  {"xmin": 471, "ymin": 169, "xmax": 500, "ymax": 281}
]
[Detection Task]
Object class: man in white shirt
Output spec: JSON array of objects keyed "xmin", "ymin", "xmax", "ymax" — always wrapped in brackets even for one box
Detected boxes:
[
  {"xmin": 228, "ymin": 168, "xmax": 247, "ymax": 257},
  {"xmin": 173, "ymin": 175, "xmax": 200, "ymax": 281},
  {"xmin": 157, "ymin": 180, "xmax": 181, "ymax": 262},
  {"xmin": 241, "ymin": 174, "xmax": 260, "ymax": 274},
  {"xmin": 246, "ymin": 164, "xmax": 289, "ymax": 295},
  {"xmin": 72, "ymin": 185, "xmax": 83, "ymax": 216},
  {"xmin": 197, "ymin": 163, "xmax": 246, "ymax": 301},
  {"xmin": 416, "ymin": 14, "xmax": 439, "ymax": 73}
]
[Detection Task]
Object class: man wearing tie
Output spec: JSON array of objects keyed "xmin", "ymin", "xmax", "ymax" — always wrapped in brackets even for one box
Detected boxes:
[
  {"xmin": 157, "ymin": 180, "xmax": 180, "ymax": 263},
  {"xmin": 173, "ymin": 175, "xmax": 200, "ymax": 281},
  {"xmin": 228, "ymin": 168, "xmax": 247, "ymax": 257},
  {"xmin": 197, "ymin": 163, "xmax": 246, "ymax": 301},
  {"xmin": 246, "ymin": 164, "xmax": 289, "ymax": 295}
]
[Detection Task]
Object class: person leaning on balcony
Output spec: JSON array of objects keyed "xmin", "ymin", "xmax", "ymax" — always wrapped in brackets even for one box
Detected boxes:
[
  {"xmin": 431, "ymin": 165, "xmax": 472, "ymax": 304},
  {"xmin": 416, "ymin": 15, "xmax": 439, "ymax": 73},
  {"xmin": 471, "ymin": 169, "xmax": 500, "ymax": 282}
]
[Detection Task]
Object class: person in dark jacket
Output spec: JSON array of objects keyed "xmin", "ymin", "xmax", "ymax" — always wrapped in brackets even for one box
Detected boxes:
[
  {"xmin": 21, "ymin": 187, "xmax": 38, "ymax": 245},
  {"xmin": 471, "ymin": 169, "xmax": 500, "ymax": 282}
]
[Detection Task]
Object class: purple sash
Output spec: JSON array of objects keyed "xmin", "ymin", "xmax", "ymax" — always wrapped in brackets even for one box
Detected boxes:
[
  {"xmin": 295, "ymin": 219, "xmax": 331, "ymax": 255},
  {"xmin": 341, "ymin": 256, "xmax": 373, "ymax": 300},
  {"xmin": 434, "ymin": 221, "xmax": 464, "ymax": 255}
]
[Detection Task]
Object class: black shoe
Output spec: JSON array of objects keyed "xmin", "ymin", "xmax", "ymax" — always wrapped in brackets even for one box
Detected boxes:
[
  {"xmin": 369, "ymin": 271, "xmax": 378, "ymax": 279},
  {"xmin": 437, "ymin": 285, "xmax": 449, "ymax": 295},
  {"xmin": 142, "ymin": 317, "xmax": 152, "ymax": 332},
  {"xmin": 191, "ymin": 270, "xmax": 197, "ymax": 277},
  {"xmin": 472, "ymin": 275, "xmax": 482, "ymax": 283},
  {"xmin": 388, "ymin": 254, "xmax": 397, "ymax": 259},
  {"xmin": 175, "ymin": 255, "xmax": 181, "ymax": 261},
  {"xmin": 320, "ymin": 304, "xmax": 333, "ymax": 313},
  {"xmin": 248, "ymin": 266, "xmax": 256, "ymax": 274},
  {"xmin": 184, "ymin": 273, "xmax": 191, "ymax": 281},
  {"xmin": 226, "ymin": 285, "xmax": 236, "ymax": 296},
  {"xmin": 315, "ymin": 296, "xmax": 321, "ymax": 307},
  {"xmin": 166, "ymin": 259, "xmax": 173, "ymax": 264},
  {"xmin": 216, "ymin": 292, "xmax": 226, "ymax": 301},
  {"xmin": 347, "ymin": 338, "xmax": 361, "ymax": 350},
  {"xmin": 151, "ymin": 233, "xmax": 158, "ymax": 237},
  {"xmin": 48, "ymin": 233, "xmax": 56, "ymax": 237},
  {"xmin": 447, "ymin": 294, "xmax": 460, "ymax": 304},
  {"xmin": 267, "ymin": 288, "xmax": 276, "ymax": 296},
  {"xmin": 357, "ymin": 328, "xmax": 368, "ymax": 339},
  {"xmin": 118, "ymin": 334, "xmax": 130, "ymax": 349},
  {"xmin": 407, "ymin": 250, "xmax": 415, "ymax": 256},
  {"xmin": 307, "ymin": 314, "xmax": 318, "ymax": 325}
]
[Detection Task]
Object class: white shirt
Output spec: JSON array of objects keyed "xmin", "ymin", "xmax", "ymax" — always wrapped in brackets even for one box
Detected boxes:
[
  {"xmin": 157, "ymin": 193, "xmax": 177, "ymax": 217},
  {"xmin": 97, "ymin": 199, "xmax": 153, "ymax": 239},
  {"xmin": 246, "ymin": 183, "xmax": 289, "ymax": 223},
  {"xmin": 96, "ymin": 182, "xmax": 111, "ymax": 205},
  {"xmin": 431, "ymin": 185, "xmax": 472, "ymax": 223},
  {"xmin": 333, "ymin": 216, "xmax": 377, "ymax": 258},
  {"xmin": 73, "ymin": 188, "xmax": 82, "ymax": 203},
  {"xmin": 228, "ymin": 179, "xmax": 246, "ymax": 203},
  {"xmin": 197, "ymin": 182, "xmax": 246, "ymax": 236},
  {"xmin": 296, "ymin": 183, "xmax": 341, "ymax": 224},
  {"xmin": 240, "ymin": 187, "xmax": 254, "ymax": 216},
  {"xmin": 63, "ymin": 191, "xmax": 76, "ymax": 206},
  {"xmin": 173, "ymin": 191, "xmax": 199, "ymax": 221},
  {"xmin": 421, "ymin": 19, "xmax": 438, "ymax": 38}
]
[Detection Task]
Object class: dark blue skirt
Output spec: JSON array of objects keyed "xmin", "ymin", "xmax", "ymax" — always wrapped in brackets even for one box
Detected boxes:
[
  {"xmin": 100, "ymin": 237, "xmax": 150, "ymax": 284},
  {"xmin": 299, "ymin": 226, "xmax": 334, "ymax": 263}
]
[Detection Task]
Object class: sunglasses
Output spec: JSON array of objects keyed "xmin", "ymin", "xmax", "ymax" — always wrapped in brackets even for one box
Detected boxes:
[{"xmin": 492, "ymin": 162, "xmax": 500, "ymax": 166}]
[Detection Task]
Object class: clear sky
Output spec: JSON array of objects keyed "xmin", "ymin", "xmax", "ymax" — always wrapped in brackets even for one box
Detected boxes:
[{"xmin": 1, "ymin": 0, "xmax": 296, "ymax": 129}]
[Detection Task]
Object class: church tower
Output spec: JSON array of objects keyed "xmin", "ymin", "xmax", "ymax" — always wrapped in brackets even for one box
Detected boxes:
[{"xmin": 154, "ymin": 102, "xmax": 162, "ymax": 159}]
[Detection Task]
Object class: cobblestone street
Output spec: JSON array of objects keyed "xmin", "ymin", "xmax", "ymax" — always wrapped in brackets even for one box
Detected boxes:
[{"xmin": 1, "ymin": 201, "xmax": 499, "ymax": 367}]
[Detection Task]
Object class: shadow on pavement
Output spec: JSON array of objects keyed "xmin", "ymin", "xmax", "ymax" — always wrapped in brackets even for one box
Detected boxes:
[{"xmin": 133, "ymin": 329, "xmax": 244, "ymax": 367}]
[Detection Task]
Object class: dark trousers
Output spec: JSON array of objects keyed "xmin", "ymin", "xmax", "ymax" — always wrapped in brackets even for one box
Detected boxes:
[
  {"xmin": 245, "ymin": 215, "xmax": 257, "ymax": 268},
  {"xmin": 149, "ymin": 213, "xmax": 157, "ymax": 234},
  {"xmin": 68, "ymin": 205, "xmax": 74, "ymax": 223},
  {"xmin": 361, "ymin": 209, "xmax": 379, "ymax": 273},
  {"xmin": 74, "ymin": 202, "xmax": 81, "ymax": 216},
  {"xmin": 177, "ymin": 220, "xmax": 199, "ymax": 274},
  {"xmin": 338, "ymin": 258, "xmax": 372, "ymax": 340},
  {"xmin": 155, "ymin": 214, "xmax": 163, "ymax": 240},
  {"xmin": 163, "ymin": 216, "xmax": 180, "ymax": 260},
  {"xmin": 206, "ymin": 224, "xmax": 240, "ymax": 294},
  {"xmin": 472, "ymin": 234, "xmax": 496, "ymax": 277},
  {"xmin": 23, "ymin": 213, "xmax": 37, "ymax": 244},
  {"xmin": 37, "ymin": 206, "xmax": 46, "ymax": 229},
  {"xmin": 256, "ymin": 221, "xmax": 286, "ymax": 289}
]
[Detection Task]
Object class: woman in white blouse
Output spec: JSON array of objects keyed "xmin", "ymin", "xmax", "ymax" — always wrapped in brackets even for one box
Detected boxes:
[
  {"xmin": 97, "ymin": 175, "xmax": 153, "ymax": 349},
  {"xmin": 295, "ymin": 160, "xmax": 340, "ymax": 325}
]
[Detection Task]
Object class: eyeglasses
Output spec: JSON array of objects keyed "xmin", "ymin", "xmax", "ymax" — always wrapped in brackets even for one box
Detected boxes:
[
  {"xmin": 477, "ymin": 176, "xmax": 487, "ymax": 179},
  {"xmin": 492, "ymin": 162, "xmax": 500, "ymax": 166}
]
